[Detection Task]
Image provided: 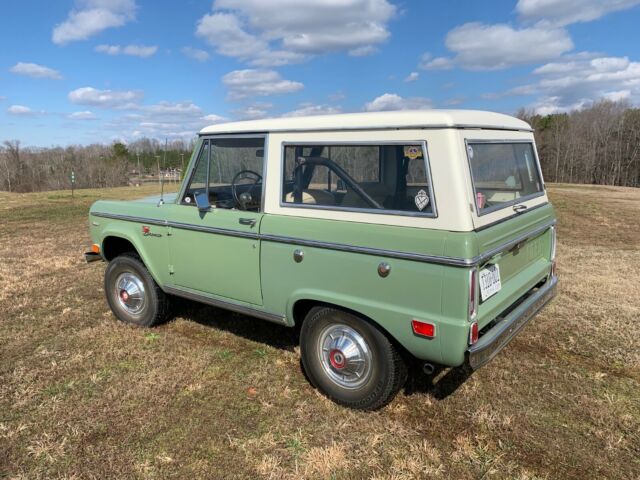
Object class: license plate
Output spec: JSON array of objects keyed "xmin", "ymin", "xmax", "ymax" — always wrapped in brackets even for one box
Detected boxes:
[{"xmin": 479, "ymin": 264, "xmax": 501, "ymax": 301}]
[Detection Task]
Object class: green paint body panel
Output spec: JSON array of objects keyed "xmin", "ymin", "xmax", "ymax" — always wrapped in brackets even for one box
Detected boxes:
[
  {"xmin": 88, "ymin": 180, "xmax": 555, "ymax": 369},
  {"xmin": 89, "ymin": 200, "xmax": 172, "ymax": 287},
  {"xmin": 162, "ymin": 204, "xmax": 264, "ymax": 305}
]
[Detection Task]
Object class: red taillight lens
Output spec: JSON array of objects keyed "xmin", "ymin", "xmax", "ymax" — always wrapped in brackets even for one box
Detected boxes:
[
  {"xmin": 469, "ymin": 322, "xmax": 479, "ymax": 345},
  {"xmin": 412, "ymin": 320, "xmax": 436, "ymax": 338},
  {"xmin": 469, "ymin": 269, "xmax": 478, "ymax": 320}
]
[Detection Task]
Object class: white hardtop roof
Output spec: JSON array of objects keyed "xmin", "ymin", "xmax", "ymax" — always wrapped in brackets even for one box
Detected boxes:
[{"xmin": 200, "ymin": 109, "xmax": 532, "ymax": 135}]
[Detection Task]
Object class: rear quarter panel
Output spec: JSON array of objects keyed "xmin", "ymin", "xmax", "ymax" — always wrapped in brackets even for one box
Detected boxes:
[{"xmin": 260, "ymin": 215, "xmax": 477, "ymax": 365}]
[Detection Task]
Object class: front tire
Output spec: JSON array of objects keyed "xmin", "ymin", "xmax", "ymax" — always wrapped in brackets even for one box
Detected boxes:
[
  {"xmin": 300, "ymin": 307, "xmax": 407, "ymax": 410},
  {"xmin": 104, "ymin": 253, "xmax": 170, "ymax": 327}
]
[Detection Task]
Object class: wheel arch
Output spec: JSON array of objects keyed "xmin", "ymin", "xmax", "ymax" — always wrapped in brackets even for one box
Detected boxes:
[
  {"xmin": 99, "ymin": 230, "xmax": 167, "ymax": 287},
  {"xmin": 102, "ymin": 235, "xmax": 139, "ymax": 261},
  {"xmin": 289, "ymin": 295, "xmax": 414, "ymax": 361}
]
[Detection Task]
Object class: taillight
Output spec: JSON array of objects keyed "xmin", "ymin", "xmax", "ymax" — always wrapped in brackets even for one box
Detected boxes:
[
  {"xmin": 411, "ymin": 320, "xmax": 436, "ymax": 338},
  {"xmin": 469, "ymin": 268, "xmax": 478, "ymax": 321},
  {"xmin": 469, "ymin": 322, "xmax": 479, "ymax": 345}
]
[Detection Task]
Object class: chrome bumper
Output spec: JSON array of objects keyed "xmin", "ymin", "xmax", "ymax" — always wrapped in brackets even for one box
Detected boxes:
[
  {"xmin": 84, "ymin": 251, "xmax": 102, "ymax": 263},
  {"xmin": 468, "ymin": 275, "xmax": 558, "ymax": 370}
]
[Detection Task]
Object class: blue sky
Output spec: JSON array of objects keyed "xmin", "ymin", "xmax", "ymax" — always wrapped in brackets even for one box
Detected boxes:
[{"xmin": 1, "ymin": 0, "xmax": 640, "ymax": 146}]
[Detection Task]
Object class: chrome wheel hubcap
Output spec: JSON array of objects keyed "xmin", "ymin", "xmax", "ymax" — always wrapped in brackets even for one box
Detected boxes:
[
  {"xmin": 318, "ymin": 324, "xmax": 372, "ymax": 389},
  {"xmin": 115, "ymin": 272, "xmax": 146, "ymax": 315}
]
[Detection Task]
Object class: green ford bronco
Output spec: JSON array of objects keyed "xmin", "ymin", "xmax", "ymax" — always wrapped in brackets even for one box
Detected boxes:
[{"xmin": 86, "ymin": 110, "xmax": 558, "ymax": 410}]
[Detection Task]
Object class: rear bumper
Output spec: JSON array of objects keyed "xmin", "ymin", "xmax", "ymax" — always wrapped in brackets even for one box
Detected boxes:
[
  {"xmin": 84, "ymin": 251, "xmax": 103, "ymax": 263},
  {"xmin": 467, "ymin": 275, "xmax": 558, "ymax": 370}
]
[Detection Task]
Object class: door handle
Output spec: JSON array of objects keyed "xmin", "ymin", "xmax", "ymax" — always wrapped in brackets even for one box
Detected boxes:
[
  {"xmin": 239, "ymin": 218, "xmax": 257, "ymax": 227},
  {"xmin": 513, "ymin": 204, "xmax": 527, "ymax": 214}
]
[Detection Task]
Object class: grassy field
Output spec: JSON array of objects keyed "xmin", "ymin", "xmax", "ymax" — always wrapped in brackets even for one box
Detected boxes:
[{"xmin": 1, "ymin": 184, "xmax": 639, "ymax": 479}]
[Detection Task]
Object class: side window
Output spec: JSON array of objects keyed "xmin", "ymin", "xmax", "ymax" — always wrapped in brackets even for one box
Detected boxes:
[
  {"xmin": 282, "ymin": 143, "xmax": 435, "ymax": 215},
  {"xmin": 466, "ymin": 142, "xmax": 543, "ymax": 214},
  {"xmin": 183, "ymin": 137, "xmax": 265, "ymax": 211}
]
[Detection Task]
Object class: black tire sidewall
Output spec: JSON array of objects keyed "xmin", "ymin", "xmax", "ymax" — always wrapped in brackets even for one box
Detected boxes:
[
  {"xmin": 301, "ymin": 307, "xmax": 396, "ymax": 408},
  {"xmin": 104, "ymin": 255, "xmax": 158, "ymax": 327}
]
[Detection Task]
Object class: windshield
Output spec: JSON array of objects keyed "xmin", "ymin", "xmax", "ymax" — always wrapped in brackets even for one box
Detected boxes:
[{"xmin": 467, "ymin": 142, "xmax": 543, "ymax": 215}]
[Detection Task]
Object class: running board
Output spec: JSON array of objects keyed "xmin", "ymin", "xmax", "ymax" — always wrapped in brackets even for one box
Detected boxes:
[{"xmin": 164, "ymin": 285, "xmax": 289, "ymax": 326}]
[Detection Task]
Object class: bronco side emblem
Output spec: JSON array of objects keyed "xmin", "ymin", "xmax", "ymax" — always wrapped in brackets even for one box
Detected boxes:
[{"xmin": 414, "ymin": 189, "xmax": 430, "ymax": 211}]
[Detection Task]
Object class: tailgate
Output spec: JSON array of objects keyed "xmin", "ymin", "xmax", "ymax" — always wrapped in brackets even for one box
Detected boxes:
[{"xmin": 474, "ymin": 204, "xmax": 555, "ymax": 329}]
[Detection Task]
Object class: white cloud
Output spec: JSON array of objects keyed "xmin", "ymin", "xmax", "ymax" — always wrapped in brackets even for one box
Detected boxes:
[
  {"xmin": 438, "ymin": 22, "xmax": 574, "ymax": 70},
  {"xmin": 68, "ymin": 111, "xmax": 97, "ymax": 120},
  {"xmin": 404, "ymin": 72, "xmax": 419, "ymax": 82},
  {"xmin": 95, "ymin": 44, "xmax": 158, "ymax": 58},
  {"xmin": 53, "ymin": 0, "xmax": 137, "ymax": 45},
  {"xmin": 105, "ymin": 101, "xmax": 226, "ymax": 140},
  {"xmin": 202, "ymin": 114, "xmax": 226, "ymax": 123},
  {"xmin": 516, "ymin": 0, "xmax": 640, "ymax": 26},
  {"xmin": 489, "ymin": 54, "xmax": 640, "ymax": 114},
  {"xmin": 95, "ymin": 45, "xmax": 120, "ymax": 55},
  {"xmin": 602, "ymin": 89, "xmax": 632, "ymax": 102},
  {"xmin": 182, "ymin": 47, "xmax": 210, "ymax": 62},
  {"xmin": 283, "ymin": 103, "xmax": 342, "ymax": 117},
  {"xmin": 364, "ymin": 93, "xmax": 432, "ymax": 111},
  {"xmin": 196, "ymin": 13, "xmax": 266, "ymax": 58},
  {"xmin": 195, "ymin": 0, "xmax": 396, "ymax": 66},
  {"xmin": 68, "ymin": 87, "xmax": 144, "ymax": 107},
  {"xmin": 419, "ymin": 54, "xmax": 454, "ymax": 71},
  {"xmin": 7, "ymin": 105, "xmax": 42, "ymax": 116},
  {"xmin": 222, "ymin": 69, "xmax": 303, "ymax": 100},
  {"xmin": 349, "ymin": 46, "xmax": 378, "ymax": 57},
  {"xmin": 9, "ymin": 62, "xmax": 62, "ymax": 80},
  {"xmin": 233, "ymin": 103, "xmax": 273, "ymax": 120}
]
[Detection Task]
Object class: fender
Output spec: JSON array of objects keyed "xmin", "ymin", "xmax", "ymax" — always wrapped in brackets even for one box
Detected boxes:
[{"xmin": 98, "ymin": 223, "xmax": 171, "ymax": 288}]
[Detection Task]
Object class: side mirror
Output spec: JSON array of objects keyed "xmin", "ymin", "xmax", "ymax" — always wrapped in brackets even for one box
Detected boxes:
[{"xmin": 194, "ymin": 191, "xmax": 211, "ymax": 212}]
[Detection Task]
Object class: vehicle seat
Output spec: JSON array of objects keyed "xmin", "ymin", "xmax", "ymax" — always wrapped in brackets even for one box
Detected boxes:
[
  {"xmin": 340, "ymin": 184, "xmax": 392, "ymax": 209},
  {"xmin": 284, "ymin": 189, "xmax": 336, "ymax": 205}
]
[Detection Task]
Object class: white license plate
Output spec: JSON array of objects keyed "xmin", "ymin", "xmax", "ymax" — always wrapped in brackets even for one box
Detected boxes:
[{"xmin": 479, "ymin": 264, "xmax": 501, "ymax": 301}]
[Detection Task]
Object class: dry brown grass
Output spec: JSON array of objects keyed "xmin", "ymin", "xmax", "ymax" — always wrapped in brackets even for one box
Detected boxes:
[{"xmin": 1, "ymin": 184, "xmax": 639, "ymax": 479}]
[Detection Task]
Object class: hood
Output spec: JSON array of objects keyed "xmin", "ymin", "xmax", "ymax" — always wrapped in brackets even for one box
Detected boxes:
[{"xmin": 134, "ymin": 192, "xmax": 179, "ymax": 204}]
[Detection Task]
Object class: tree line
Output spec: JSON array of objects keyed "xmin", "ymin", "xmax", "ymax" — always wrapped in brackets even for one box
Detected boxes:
[
  {"xmin": 1, "ymin": 100, "xmax": 639, "ymax": 193},
  {"xmin": 517, "ymin": 100, "xmax": 640, "ymax": 187},
  {"xmin": 0, "ymin": 138, "xmax": 195, "ymax": 193}
]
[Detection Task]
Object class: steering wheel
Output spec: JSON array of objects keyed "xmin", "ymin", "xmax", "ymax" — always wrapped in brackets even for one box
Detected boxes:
[{"xmin": 231, "ymin": 169, "xmax": 263, "ymax": 209}]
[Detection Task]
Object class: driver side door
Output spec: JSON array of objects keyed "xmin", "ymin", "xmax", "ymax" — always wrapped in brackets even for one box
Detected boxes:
[{"xmin": 166, "ymin": 136, "xmax": 265, "ymax": 305}]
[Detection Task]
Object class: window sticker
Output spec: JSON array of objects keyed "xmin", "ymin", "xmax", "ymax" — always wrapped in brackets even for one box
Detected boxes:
[
  {"xmin": 404, "ymin": 145, "xmax": 423, "ymax": 160},
  {"xmin": 414, "ymin": 189, "xmax": 430, "ymax": 211}
]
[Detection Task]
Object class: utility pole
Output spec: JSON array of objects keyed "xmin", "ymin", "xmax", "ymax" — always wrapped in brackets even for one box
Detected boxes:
[
  {"xmin": 137, "ymin": 152, "xmax": 141, "ymax": 186},
  {"xmin": 180, "ymin": 153, "xmax": 185, "ymax": 180},
  {"xmin": 155, "ymin": 155, "xmax": 161, "ymax": 188}
]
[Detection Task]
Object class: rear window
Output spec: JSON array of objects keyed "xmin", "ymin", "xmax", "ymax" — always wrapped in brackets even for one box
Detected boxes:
[
  {"xmin": 281, "ymin": 143, "xmax": 435, "ymax": 216},
  {"xmin": 466, "ymin": 142, "xmax": 543, "ymax": 215}
]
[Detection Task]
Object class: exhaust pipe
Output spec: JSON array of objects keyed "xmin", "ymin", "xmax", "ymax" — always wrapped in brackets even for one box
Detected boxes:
[{"xmin": 422, "ymin": 363, "xmax": 435, "ymax": 375}]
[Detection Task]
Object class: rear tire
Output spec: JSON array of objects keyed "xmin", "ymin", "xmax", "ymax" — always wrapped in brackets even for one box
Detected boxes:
[
  {"xmin": 104, "ymin": 253, "xmax": 170, "ymax": 327},
  {"xmin": 300, "ymin": 307, "xmax": 407, "ymax": 410}
]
